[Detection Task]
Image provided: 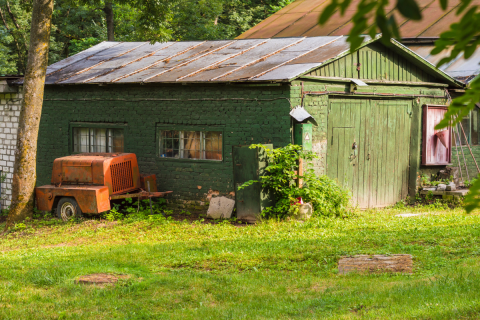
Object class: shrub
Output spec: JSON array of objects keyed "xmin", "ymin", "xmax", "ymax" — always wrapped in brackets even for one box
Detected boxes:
[{"xmin": 239, "ymin": 144, "xmax": 351, "ymax": 218}]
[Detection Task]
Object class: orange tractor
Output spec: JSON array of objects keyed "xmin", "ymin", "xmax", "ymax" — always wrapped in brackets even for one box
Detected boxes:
[{"xmin": 36, "ymin": 153, "xmax": 172, "ymax": 221}]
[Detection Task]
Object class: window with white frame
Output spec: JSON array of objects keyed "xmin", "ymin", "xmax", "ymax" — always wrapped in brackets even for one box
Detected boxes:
[
  {"xmin": 159, "ymin": 129, "xmax": 222, "ymax": 160},
  {"xmin": 73, "ymin": 127, "xmax": 125, "ymax": 153}
]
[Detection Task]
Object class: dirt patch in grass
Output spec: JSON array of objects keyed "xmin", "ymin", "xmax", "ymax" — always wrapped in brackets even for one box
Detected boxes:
[{"xmin": 76, "ymin": 273, "xmax": 132, "ymax": 287}]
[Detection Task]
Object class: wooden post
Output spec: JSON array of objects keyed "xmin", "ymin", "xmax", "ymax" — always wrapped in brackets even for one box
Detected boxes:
[{"xmin": 298, "ymin": 158, "xmax": 303, "ymax": 188}]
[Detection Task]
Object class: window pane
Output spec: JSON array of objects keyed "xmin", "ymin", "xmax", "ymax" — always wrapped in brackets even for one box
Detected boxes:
[
  {"xmin": 472, "ymin": 108, "xmax": 479, "ymax": 145},
  {"xmin": 457, "ymin": 113, "xmax": 471, "ymax": 146},
  {"xmin": 204, "ymin": 131, "xmax": 222, "ymax": 160},
  {"xmin": 73, "ymin": 128, "xmax": 89, "ymax": 153},
  {"xmin": 160, "ymin": 130, "xmax": 180, "ymax": 158},
  {"xmin": 73, "ymin": 126, "xmax": 124, "ymax": 154},
  {"xmin": 183, "ymin": 131, "xmax": 201, "ymax": 159},
  {"xmin": 110, "ymin": 129, "xmax": 124, "ymax": 152},
  {"xmin": 92, "ymin": 128, "xmax": 107, "ymax": 152}
]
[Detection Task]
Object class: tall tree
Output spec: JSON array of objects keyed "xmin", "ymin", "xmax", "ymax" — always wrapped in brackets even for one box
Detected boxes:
[
  {"xmin": 5, "ymin": 0, "xmax": 53, "ymax": 227},
  {"xmin": 103, "ymin": 1, "xmax": 113, "ymax": 40}
]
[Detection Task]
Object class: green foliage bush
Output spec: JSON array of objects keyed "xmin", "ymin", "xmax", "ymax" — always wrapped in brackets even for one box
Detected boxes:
[{"xmin": 239, "ymin": 144, "xmax": 351, "ymax": 218}]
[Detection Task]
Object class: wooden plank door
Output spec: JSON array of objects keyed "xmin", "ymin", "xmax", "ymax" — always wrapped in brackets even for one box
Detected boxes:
[
  {"xmin": 371, "ymin": 100, "xmax": 412, "ymax": 207},
  {"xmin": 327, "ymin": 100, "xmax": 360, "ymax": 204},
  {"xmin": 327, "ymin": 99, "xmax": 412, "ymax": 208}
]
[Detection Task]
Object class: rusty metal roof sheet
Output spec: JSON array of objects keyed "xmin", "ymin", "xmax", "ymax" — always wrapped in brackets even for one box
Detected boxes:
[
  {"xmin": 235, "ymin": 0, "xmax": 480, "ymax": 80},
  {"xmin": 41, "ymin": 36, "xmax": 362, "ymax": 84},
  {"xmin": 237, "ymin": 0, "xmax": 479, "ymax": 40},
  {"xmin": 37, "ymin": 35, "xmax": 462, "ymax": 86}
]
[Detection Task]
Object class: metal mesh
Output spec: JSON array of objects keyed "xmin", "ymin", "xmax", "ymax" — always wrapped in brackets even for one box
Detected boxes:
[{"xmin": 111, "ymin": 161, "xmax": 134, "ymax": 193}]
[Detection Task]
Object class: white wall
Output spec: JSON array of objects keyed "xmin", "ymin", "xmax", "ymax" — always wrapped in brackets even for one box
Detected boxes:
[{"xmin": 0, "ymin": 80, "xmax": 22, "ymax": 208}]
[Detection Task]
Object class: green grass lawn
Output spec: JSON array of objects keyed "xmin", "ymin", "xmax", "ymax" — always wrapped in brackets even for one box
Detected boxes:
[{"xmin": 2, "ymin": 206, "xmax": 480, "ymax": 319}]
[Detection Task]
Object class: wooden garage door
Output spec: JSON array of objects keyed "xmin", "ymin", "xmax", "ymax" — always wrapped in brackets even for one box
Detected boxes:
[{"xmin": 327, "ymin": 99, "xmax": 412, "ymax": 208}]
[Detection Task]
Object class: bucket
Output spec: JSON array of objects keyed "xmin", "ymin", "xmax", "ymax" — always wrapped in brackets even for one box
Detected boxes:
[{"xmin": 435, "ymin": 130, "xmax": 449, "ymax": 148}]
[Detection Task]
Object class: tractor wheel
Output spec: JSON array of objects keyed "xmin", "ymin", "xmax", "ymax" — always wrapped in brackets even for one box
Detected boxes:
[{"xmin": 57, "ymin": 197, "xmax": 83, "ymax": 221}]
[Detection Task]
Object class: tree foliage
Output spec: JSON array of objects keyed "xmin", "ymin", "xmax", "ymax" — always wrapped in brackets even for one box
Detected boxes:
[
  {"xmin": 319, "ymin": 0, "xmax": 480, "ymax": 211},
  {"xmin": 0, "ymin": 0, "xmax": 293, "ymax": 75}
]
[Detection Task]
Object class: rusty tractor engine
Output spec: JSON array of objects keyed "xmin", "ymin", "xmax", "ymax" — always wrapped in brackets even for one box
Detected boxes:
[{"xmin": 36, "ymin": 153, "xmax": 171, "ymax": 221}]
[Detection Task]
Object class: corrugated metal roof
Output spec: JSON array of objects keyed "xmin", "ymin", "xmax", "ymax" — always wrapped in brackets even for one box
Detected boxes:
[
  {"xmin": 43, "ymin": 36, "xmax": 352, "ymax": 84},
  {"xmin": 237, "ymin": 0, "xmax": 479, "ymax": 40},
  {"xmin": 410, "ymin": 45, "xmax": 480, "ymax": 83},
  {"xmin": 236, "ymin": 0, "xmax": 480, "ymax": 81}
]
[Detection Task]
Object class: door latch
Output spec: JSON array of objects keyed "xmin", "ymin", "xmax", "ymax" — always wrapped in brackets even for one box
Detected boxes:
[{"xmin": 352, "ymin": 142, "xmax": 357, "ymax": 150}]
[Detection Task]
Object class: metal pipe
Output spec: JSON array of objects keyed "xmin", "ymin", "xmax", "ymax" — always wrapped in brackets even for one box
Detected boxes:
[
  {"xmin": 147, "ymin": 181, "xmax": 153, "ymax": 215},
  {"xmin": 455, "ymin": 126, "xmax": 470, "ymax": 181},
  {"xmin": 453, "ymin": 129, "xmax": 464, "ymax": 183},
  {"xmin": 304, "ymin": 91, "xmax": 446, "ymax": 99}
]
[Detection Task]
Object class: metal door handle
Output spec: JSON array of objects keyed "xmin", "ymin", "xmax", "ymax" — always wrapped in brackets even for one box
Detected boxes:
[{"xmin": 367, "ymin": 153, "xmax": 370, "ymax": 160}]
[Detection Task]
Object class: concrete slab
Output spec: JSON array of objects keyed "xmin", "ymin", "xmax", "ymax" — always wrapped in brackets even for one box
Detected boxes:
[
  {"xmin": 207, "ymin": 196, "xmax": 235, "ymax": 219},
  {"xmin": 420, "ymin": 189, "xmax": 469, "ymax": 196}
]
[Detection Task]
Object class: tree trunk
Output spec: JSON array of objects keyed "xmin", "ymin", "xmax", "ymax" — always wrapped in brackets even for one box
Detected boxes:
[
  {"xmin": 103, "ymin": 2, "xmax": 114, "ymax": 41},
  {"xmin": 5, "ymin": 0, "xmax": 54, "ymax": 228}
]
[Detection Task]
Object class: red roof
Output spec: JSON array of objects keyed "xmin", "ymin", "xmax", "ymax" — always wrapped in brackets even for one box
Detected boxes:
[{"xmin": 237, "ymin": 0, "xmax": 478, "ymax": 39}]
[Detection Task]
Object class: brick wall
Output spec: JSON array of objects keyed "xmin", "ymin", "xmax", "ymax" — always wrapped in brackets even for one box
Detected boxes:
[
  {"xmin": 0, "ymin": 81, "xmax": 22, "ymax": 208},
  {"xmin": 38, "ymin": 83, "xmax": 292, "ymax": 208},
  {"xmin": 452, "ymin": 145, "xmax": 480, "ymax": 181}
]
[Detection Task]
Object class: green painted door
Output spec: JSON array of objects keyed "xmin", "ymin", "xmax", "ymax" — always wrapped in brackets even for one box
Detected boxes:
[
  {"xmin": 233, "ymin": 145, "xmax": 273, "ymax": 221},
  {"xmin": 327, "ymin": 99, "xmax": 412, "ymax": 208}
]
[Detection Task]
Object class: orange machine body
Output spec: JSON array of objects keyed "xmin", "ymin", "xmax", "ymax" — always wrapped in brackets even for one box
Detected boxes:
[{"xmin": 36, "ymin": 153, "xmax": 143, "ymax": 214}]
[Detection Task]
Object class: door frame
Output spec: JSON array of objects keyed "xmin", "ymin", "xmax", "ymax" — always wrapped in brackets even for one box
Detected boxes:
[{"xmin": 326, "ymin": 96, "xmax": 415, "ymax": 208}]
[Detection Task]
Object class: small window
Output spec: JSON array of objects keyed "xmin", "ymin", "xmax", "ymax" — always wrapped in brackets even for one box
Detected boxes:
[
  {"xmin": 159, "ymin": 130, "xmax": 222, "ymax": 161},
  {"xmin": 73, "ymin": 127, "xmax": 124, "ymax": 153}
]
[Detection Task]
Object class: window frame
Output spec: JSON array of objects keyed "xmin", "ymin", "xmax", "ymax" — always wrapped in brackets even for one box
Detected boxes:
[
  {"xmin": 156, "ymin": 125, "xmax": 224, "ymax": 163},
  {"xmin": 70, "ymin": 122, "xmax": 128, "ymax": 154},
  {"xmin": 454, "ymin": 106, "xmax": 480, "ymax": 146}
]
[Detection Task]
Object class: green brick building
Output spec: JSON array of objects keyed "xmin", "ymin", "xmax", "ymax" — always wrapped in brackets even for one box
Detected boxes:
[{"xmin": 36, "ymin": 35, "xmax": 464, "ymax": 211}]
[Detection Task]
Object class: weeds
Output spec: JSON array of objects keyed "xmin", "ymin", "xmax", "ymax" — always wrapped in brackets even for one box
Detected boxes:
[{"xmin": 239, "ymin": 144, "xmax": 351, "ymax": 219}]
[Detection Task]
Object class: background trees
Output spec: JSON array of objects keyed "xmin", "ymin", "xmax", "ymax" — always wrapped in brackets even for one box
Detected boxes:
[{"xmin": 0, "ymin": 0, "xmax": 294, "ymax": 75}]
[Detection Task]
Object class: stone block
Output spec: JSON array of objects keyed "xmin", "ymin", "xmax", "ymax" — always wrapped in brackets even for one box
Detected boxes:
[
  {"xmin": 338, "ymin": 254, "xmax": 413, "ymax": 274},
  {"xmin": 207, "ymin": 196, "xmax": 235, "ymax": 219},
  {"xmin": 436, "ymin": 184, "xmax": 447, "ymax": 191},
  {"xmin": 293, "ymin": 203, "xmax": 313, "ymax": 220},
  {"xmin": 446, "ymin": 182, "xmax": 456, "ymax": 191}
]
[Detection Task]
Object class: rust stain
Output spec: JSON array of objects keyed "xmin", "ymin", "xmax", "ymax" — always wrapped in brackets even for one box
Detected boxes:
[{"xmin": 54, "ymin": 43, "xmax": 147, "ymax": 84}]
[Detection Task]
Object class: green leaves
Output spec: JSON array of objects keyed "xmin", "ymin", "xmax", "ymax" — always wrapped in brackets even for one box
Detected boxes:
[
  {"xmin": 396, "ymin": 0, "xmax": 422, "ymax": 20},
  {"xmin": 318, "ymin": 0, "xmax": 427, "ymax": 52},
  {"xmin": 319, "ymin": 0, "xmax": 338, "ymax": 25},
  {"xmin": 464, "ymin": 175, "xmax": 480, "ymax": 213}
]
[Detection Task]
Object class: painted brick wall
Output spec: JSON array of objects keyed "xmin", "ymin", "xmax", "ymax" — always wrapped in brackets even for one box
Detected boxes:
[
  {"xmin": 0, "ymin": 81, "xmax": 22, "ymax": 208},
  {"xmin": 37, "ymin": 84, "xmax": 292, "ymax": 205}
]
